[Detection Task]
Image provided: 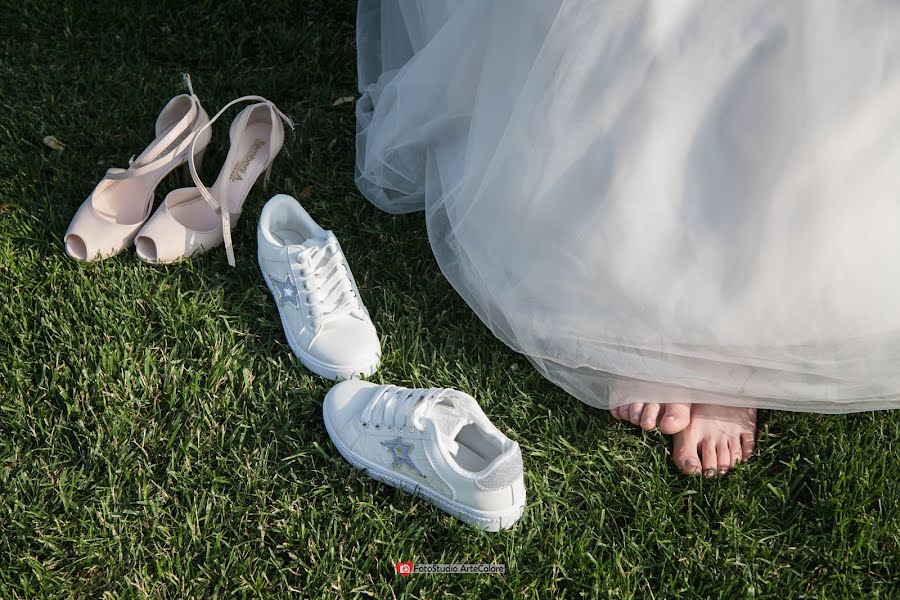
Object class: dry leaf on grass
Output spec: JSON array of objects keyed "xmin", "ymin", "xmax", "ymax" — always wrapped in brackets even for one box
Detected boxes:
[
  {"xmin": 43, "ymin": 135, "xmax": 66, "ymax": 151},
  {"xmin": 331, "ymin": 96, "xmax": 355, "ymax": 107},
  {"xmin": 299, "ymin": 186, "xmax": 314, "ymax": 200}
]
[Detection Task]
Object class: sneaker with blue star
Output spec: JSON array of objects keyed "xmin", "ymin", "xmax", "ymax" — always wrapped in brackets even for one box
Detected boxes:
[
  {"xmin": 323, "ymin": 379, "xmax": 527, "ymax": 531},
  {"xmin": 257, "ymin": 194, "xmax": 380, "ymax": 380}
]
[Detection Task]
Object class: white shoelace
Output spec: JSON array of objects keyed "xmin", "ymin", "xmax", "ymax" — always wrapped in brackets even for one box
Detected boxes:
[
  {"xmin": 360, "ymin": 386, "xmax": 453, "ymax": 432},
  {"xmin": 187, "ymin": 92, "xmax": 294, "ymax": 267},
  {"xmin": 296, "ymin": 239, "xmax": 363, "ymax": 327}
]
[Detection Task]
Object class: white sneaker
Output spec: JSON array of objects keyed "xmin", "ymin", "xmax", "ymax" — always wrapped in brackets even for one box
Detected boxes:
[
  {"xmin": 257, "ymin": 194, "xmax": 380, "ymax": 380},
  {"xmin": 323, "ymin": 380, "xmax": 527, "ymax": 531}
]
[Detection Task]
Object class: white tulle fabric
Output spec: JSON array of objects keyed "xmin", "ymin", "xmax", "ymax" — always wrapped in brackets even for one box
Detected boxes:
[{"xmin": 355, "ymin": 0, "xmax": 900, "ymax": 413}]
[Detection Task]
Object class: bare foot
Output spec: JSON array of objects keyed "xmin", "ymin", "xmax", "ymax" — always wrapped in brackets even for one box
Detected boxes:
[
  {"xmin": 671, "ymin": 404, "xmax": 757, "ymax": 476},
  {"xmin": 609, "ymin": 381, "xmax": 692, "ymax": 434}
]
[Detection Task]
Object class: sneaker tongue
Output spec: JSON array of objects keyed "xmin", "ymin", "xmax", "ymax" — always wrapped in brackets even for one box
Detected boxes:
[
  {"xmin": 424, "ymin": 401, "xmax": 475, "ymax": 456},
  {"xmin": 300, "ymin": 232, "xmax": 332, "ymax": 251}
]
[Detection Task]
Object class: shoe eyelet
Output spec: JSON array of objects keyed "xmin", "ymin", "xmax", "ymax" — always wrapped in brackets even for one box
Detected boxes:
[
  {"xmin": 361, "ymin": 422, "xmax": 368, "ymax": 428},
  {"xmin": 374, "ymin": 424, "xmax": 380, "ymax": 429},
  {"xmin": 386, "ymin": 425, "xmax": 393, "ymax": 430}
]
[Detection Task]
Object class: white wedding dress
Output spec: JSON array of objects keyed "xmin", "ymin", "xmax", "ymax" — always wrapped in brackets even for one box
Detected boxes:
[{"xmin": 355, "ymin": 0, "xmax": 900, "ymax": 413}]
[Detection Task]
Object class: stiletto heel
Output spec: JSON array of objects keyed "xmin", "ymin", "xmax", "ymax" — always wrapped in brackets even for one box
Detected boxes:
[{"xmin": 135, "ymin": 95, "xmax": 293, "ymax": 266}]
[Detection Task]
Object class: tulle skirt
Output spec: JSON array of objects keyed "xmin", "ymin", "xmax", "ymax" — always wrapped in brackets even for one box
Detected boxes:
[{"xmin": 355, "ymin": 0, "xmax": 900, "ymax": 413}]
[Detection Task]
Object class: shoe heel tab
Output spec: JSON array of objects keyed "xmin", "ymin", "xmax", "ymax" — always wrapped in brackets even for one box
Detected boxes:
[
  {"xmin": 259, "ymin": 194, "xmax": 298, "ymax": 232},
  {"xmin": 475, "ymin": 445, "xmax": 524, "ymax": 491},
  {"xmin": 263, "ymin": 193, "xmax": 301, "ymax": 213}
]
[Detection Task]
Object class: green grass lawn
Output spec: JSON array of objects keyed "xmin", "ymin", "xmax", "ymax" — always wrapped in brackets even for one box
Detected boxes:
[{"xmin": 1, "ymin": 1, "xmax": 898, "ymax": 598}]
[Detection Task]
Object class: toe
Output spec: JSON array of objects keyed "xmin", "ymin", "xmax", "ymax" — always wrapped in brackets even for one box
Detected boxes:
[
  {"xmin": 734, "ymin": 435, "xmax": 747, "ymax": 465},
  {"xmin": 700, "ymin": 438, "xmax": 718, "ymax": 477},
  {"xmin": 610, "ymin": 406, "xmax": 624, "ymax": 421},
  {"xmin": 716, "ymin": 438, "xmax": 731, "ymax": 474},
  {"xmin": 628, "ymin": 403, "xmax": 645, "ymax": 426},
  {"xmin": 672, "ymin": 431, "xmax": 701, "ymax": 475},
  {"xmin": 729, "ymin": 435, "xmax": 742, "ymax": 465},
  {"xmin": 640, "ymin": 403, "xmax": 660, "ymax": 431},
  {"xmin": 660, "ymin": 402, "xmax": 691, "ymax": 435},
  {"xmin": 740, "ymin": 433, "xmax": 756, "ymax": 459}
]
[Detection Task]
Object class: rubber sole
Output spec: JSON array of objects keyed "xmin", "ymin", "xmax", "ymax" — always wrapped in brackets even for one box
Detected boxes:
[
  {"xmin": 261, "ymin": 268, "xmax": 380, "ymax": 381},
  {"xmin": 322, "ymin": 389, "xmax": 525, "ymax": 532}
]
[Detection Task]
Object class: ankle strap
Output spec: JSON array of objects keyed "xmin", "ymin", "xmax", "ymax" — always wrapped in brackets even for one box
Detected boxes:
[
  {"xmin": 186, "ymin": 95, "xmax": 293, "ymax": 267},
  {"xmin": 106, "ymin": 74, "xmax": 203, "ymax": 181}
]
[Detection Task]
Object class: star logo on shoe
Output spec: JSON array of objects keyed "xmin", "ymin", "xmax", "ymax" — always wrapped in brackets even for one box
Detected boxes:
[
  {"xmin": 272, "ymin": 274, "xmax": 301, "ymax": 309},
  {"xmin": 381, "ymin": 437, "xmax": 425, "ymax": 478}
]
